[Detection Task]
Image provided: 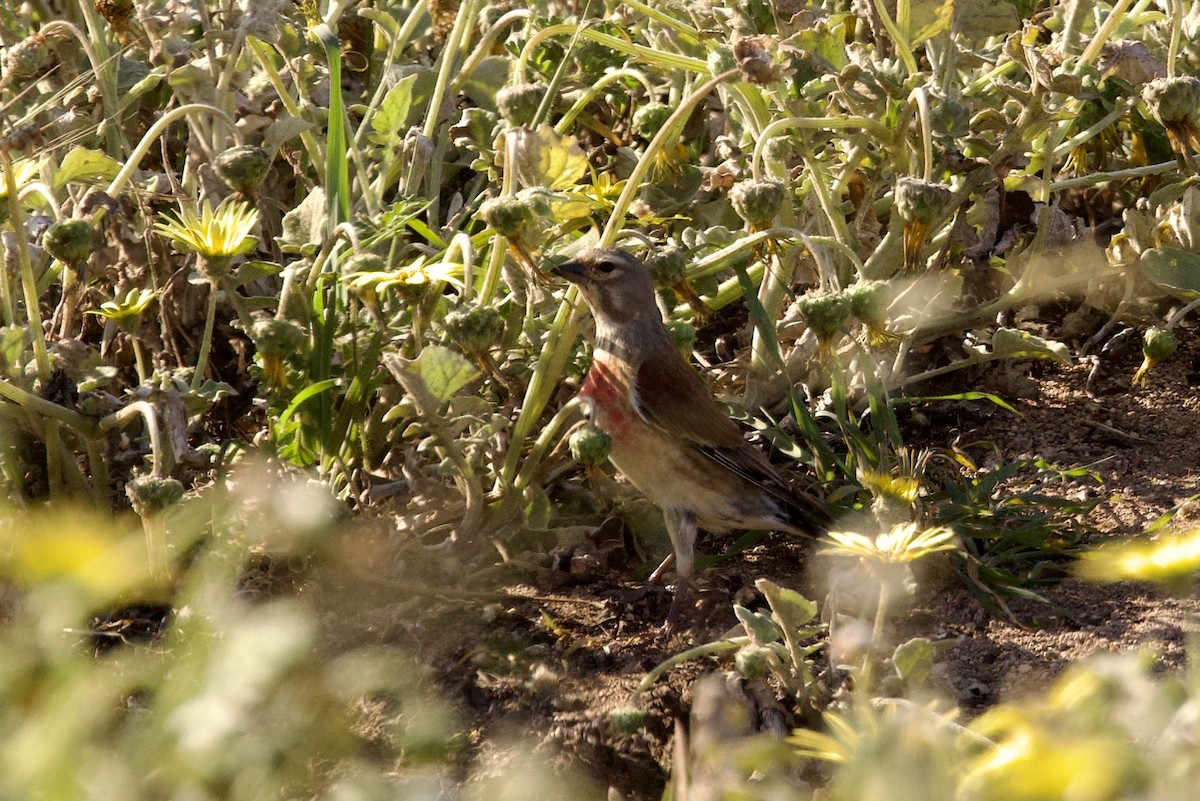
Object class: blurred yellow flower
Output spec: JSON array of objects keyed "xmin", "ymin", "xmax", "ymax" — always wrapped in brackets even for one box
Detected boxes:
[
  {"xmin": 1076, "ymin": 526, "xmax": 1200, "ymax": 584},
  {"xmin": 823, "ymin": 522, "xmax": 958, "ymax": 563}
]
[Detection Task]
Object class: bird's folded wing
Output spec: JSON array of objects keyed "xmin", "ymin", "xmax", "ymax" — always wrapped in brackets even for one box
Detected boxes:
[
  {"xmin": 634, "ymin": 351, "xmax": 828, "ymax": 531},
  {"xmin": 633, "ymin": 351, "xmax": 746, "ymax": 449}
]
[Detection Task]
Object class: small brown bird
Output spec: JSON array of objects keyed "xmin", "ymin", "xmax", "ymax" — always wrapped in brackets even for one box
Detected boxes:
[{"xmin": 553, "ymin": 248, "xmax": 827, "ymax": 611}]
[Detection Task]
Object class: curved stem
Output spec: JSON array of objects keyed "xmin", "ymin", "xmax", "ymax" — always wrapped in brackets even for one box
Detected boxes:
[
  {"xmin": 603, "ymin": 70, "xmax": 737, "ymax": 246},
  {"xmin": 99, "ymin": 400, "xmax": 165, "ymax": 475},
  {"xmin": 452, "ymin": 9, "xmax": 531, "ymax": 92},
  {"xmin": 106, "ymin": 104, "xmax": 240, "ymax": 198},
  {"xmin": 752, "ymin": 115, "xmax": 892, "ymax": 180},
  {"xmin": 514, "ymin": 23, "xmax": 707, "ymax": 84}
]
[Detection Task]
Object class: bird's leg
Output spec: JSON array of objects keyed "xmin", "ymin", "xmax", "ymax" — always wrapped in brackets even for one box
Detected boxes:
[{"xmin": 660, "ymin": 508, "xmax": 697, "ymax": 635}]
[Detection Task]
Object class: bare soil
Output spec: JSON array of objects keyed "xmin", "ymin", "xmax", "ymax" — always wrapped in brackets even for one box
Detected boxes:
[{"xmin": 311, "ymin": 322, "xmax": 1200, "ymax": 801}]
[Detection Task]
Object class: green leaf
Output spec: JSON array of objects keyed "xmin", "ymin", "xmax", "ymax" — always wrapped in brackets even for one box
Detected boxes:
[
  {"xmin": 953, "ymin": 0, "xmax": 1020, "ymax": 40},
  {"xmin": 510, "ymin": 124, "xmax": 590, "ymax": 190},
  {"xmin": 734, "ymin": 604, "xmax": 783, "ymax": 644},
  {"xmin": 369, "ymin": 72, "xmax": 420, "ymax": 143},
  {"xmin": 228, "ymin": 260, "xmax": 282, "ymax": 289},
  {"xmin": 989, "ymin": 328, "xmax": 1070, "ymax": 363},
  {"xmin": 892, "ymin": 637, "xmax": 934, "ymax": 682},
  {"xmin": 460, "ymin": 55, "xmax": 511, "ymax": 110},
  {"xmin": 278, "ymin": 378, "xmax": 339, "ymax": 429},
  {"xmin": 1139, "ymin": 246, "xmax": 1200, "ymax": 300},
  {"xmin": 908, "ymin": 0, "xmax": 954, "ymax": 44},
  {"xmin": 755, "ymin": 579, "xmax": 817, "ymax": 630},
  {"xmin": 415, "ymin": 346, "xmax": 480, "ymax": 404},
  {"xmin": 278, "ymin": 187, "xmax": 328, "ymax": 255},
  {"xmin": 54, "ymin": 147, "xmax": 121, "ymax": 187},
  {"xmin": 263, "ymin": 116, "xmax": 316, "ymax": 158}
]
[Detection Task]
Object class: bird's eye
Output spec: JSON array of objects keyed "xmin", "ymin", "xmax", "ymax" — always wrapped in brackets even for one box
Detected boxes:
[{"xmin": 597, "ymin": 261, "xmax": 616, "ymax": 274}]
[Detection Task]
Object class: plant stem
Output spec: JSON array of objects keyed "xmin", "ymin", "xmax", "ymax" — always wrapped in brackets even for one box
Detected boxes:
[
  {"xmin": 1, "ymin": 151, "xmax": 51, "ymax": 382},
  {"xmin": 192, "ymin": 282, "xmax": 220, "ymax": 391}
]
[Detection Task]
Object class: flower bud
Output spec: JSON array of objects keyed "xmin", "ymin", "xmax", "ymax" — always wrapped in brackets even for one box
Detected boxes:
[
  {"xmin": 496, "ymin": 82, "xmax": 547, "ymax": 126},
  {"xmin": 126, "ymin": 476, "xmax": 184, "ymax": 516},
  {"xmin": 1142, "ymin": 76, "xmax": 1200, "ymax": 126},
  {"xmin": 214, "ymin": 145, "xmax": 272, "ymax": 194},
  {"xmin": 894, "ymin": 177, "xmax": 952, "ymax": 224},
  {"xmin": 794, "ymin": 290, "xmax": 850, "ymax": 343},
  {"xmin": 645, "ymin": 244, "xmax": 688, "ymax": 287},
  {"xmin": 708, "ymin": 46, "xmax": 736, "ymax": 76},
  {"xmin": 632, "ymin": 102, "xmax": 672, "ymax": 140},
  {"xmin": 1143, "ymin": 325, "xmax": 1178, "ymax": 362},
  {"xmin": 2, "ymin": 34, "xmax": 51, "ymax": 85},
  {"xmin": 569, "ymin": 422, "xmax": 612, "ymax": 469},
  {"xmin": 479, "ymin": 196, "xmax": 535, "ymax": 239},
  {"xmin": 729, "ymin": 178, "xmax": 785, "ymax": 230},
  {"xmin": 42, "ymin": 219, "xmax": 94, "ymax": 266},
  {"xmin": 667, "ymin": 319, "xmax": 697, "ymax": 355},
  {"xmin": 444, "ymin": 304, "xmax": 502, "ymax": 352},
  {"xmin": 251, "ymin": 318, "xmax": 308, "ymax": 358},
  {"xmin": 846, "ymin": 280, "xmax": 890, "ymax": 327},
  {"xmin": 1132, "ymin": 325, "xmax": 1178, "ymax": 386},
  {"xmin": 735, "ymin": 644, "xmax": 774, "ymax": 677}
]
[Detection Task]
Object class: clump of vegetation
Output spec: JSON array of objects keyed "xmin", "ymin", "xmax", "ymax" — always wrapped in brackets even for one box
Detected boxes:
[{"xmin": 1, "ymin": 0, "xmax": 1199, "ymax": 795}]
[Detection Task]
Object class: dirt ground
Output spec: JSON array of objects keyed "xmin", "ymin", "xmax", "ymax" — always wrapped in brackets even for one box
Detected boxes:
[{"xmin": 313, "ymin": 321, "xmax": 1200, "ymax": 800}]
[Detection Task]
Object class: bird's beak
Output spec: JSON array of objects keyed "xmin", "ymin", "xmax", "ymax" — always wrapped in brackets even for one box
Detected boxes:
[{"xmin": 551, "ymin": 259, "xmax": 588, "ymax": 284}]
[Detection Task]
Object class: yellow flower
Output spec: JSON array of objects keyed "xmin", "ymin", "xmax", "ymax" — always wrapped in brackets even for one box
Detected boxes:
[
  {"xmin": 1076, "ymin": 525, "xmax": 1200, "ymax": 584},
  {"xmin": 154, "ymin": 197, "xmax": 259, "ymax": 259},
  {"xmin": 822, "ymin": 522, "xmax": 958, "ymax": 563}
]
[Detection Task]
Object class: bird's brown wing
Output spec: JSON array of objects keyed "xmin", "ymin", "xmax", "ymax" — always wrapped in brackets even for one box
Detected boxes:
[
  {"xmin": 634, "ymin": 347, "xmax": 829, "ymax": 532},
  {"xmin": 633, "ymin": 349, "xmax": 792, "ymax": 488},
  {"xmin": 632, "ymin": 346, "xmax": 746, "ymax": 449}
]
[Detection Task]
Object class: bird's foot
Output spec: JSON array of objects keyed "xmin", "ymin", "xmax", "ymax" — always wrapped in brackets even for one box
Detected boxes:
[{"xmin": 657, "ymin": 580, "xmax": 693, "ymax": 641}]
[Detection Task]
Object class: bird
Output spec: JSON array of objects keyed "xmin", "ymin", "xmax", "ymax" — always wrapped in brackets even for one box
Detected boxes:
[{"xmin": 552, "ymin": 247, "xmax": 828, "ymax": 623}]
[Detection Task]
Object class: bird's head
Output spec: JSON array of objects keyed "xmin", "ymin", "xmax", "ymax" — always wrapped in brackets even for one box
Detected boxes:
[{"xmin": 551, "ymin": 248, "xmax": 660, "ymax": 328}]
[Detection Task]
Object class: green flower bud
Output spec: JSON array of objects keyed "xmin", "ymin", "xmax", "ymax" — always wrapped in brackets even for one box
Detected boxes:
[
  {"xmin": 729, "ymin": 178, "xmax": 785, "ymax": 229},
  {"xmin": 126, "ymin": 476, "xmax": 184, "ymax": 516},
  {"xmin": 1144, "ymin": 325, "xmax": 1178, "ymax": 362},
  {"xmin": 632, "ymin": 102, "xmax": 672, "ymax": 140},
  {"xmin": 846, "ymin": 279, "xmax": 891, "ymax": 328},
  {"xmin": 645, "ymin": 244, "xmax": 688, "ymax": 287},
  {"xmin": 708, "ymin": 46, "xmax": 736, "ymax": 76},
  {"xmin": 894, "ymin": 177, "xmax": 952, "ymax": 224},
  {"xmin": 667, "ymin": 319, "xmax": 697, "ymax": 354},
  {"xmin": 195, "ymin": 254, "xmax": 233, "ymax": 281},
  {"xmin": 734, "ymin": 644, "xmax": 773, "ymax": 678},
  {"xmin": 2, "ymin": 35, "xmax": 51, "ymax": 85},
  {"xmin": 251, "ymin": 318, "xmax": 308, "ymax": 358},
  {"xmin": 42, "ymin": 219, "xmax": 95, "ymax": 266},
  {"xmin": 606, "ymin": 706, "xmax": 646, "ymax": 735},
  {"xmin": 569, "ymin": 422, "xmax": 612, "ymax": 469},
  {"xmin": 214, "ymin": 145, "xmax": 272, "ymax": 194},
  {"xmin": 1133, "ymin": 325, "xmax": 1178, "ymax": 386},
  {"xmin": 445, "ymin": 305, "xmax": 502, "ymax": 352},
  {"xmin": 479, "ymin": 196, "xmax": 535, "ymax": 239},
  {"xmin": 496, "ymin": 82, "xmax": 546, "ymax": 126},
  {"xmin": 795, "ymin": 290, "xmax": 851, "ymax": 342},
  {"xmin": 1142, "ymin": 76, "xmax": 1200, "ymax": 126}
]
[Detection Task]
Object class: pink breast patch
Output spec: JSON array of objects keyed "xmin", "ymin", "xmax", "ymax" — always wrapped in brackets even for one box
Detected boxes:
[{"xmin": 580, "ymin": 361, "xmax": 633, "ymax": 439}]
